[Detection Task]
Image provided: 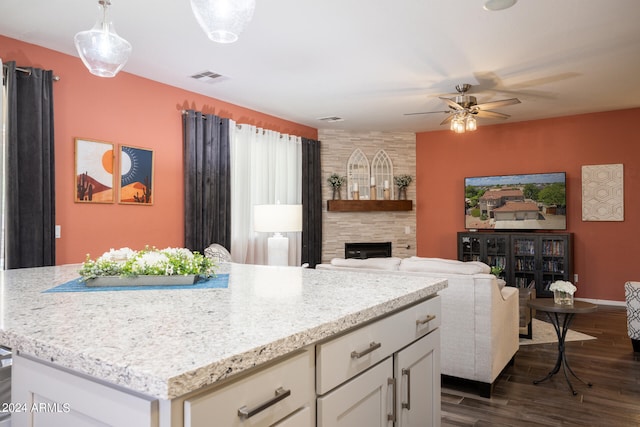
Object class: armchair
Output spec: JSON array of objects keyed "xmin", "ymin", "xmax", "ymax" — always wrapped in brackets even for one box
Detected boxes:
[{"xmin": 624, "ymin": 281, "xmax": 640, "ymax": 354}]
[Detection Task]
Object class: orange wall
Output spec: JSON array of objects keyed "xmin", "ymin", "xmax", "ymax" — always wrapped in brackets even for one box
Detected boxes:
[
  {"xmin": 416, "ymin": 109, "xmax": 640, "ymax": 302},
  {"xmin": 1, "ymin": 36, "xmax": 317, "ymax": 264}
]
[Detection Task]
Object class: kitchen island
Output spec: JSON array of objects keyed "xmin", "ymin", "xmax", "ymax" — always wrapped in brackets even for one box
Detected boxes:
[{"xmin": 0, "ymin": 262, "xmax": 446, "ymax": 426}]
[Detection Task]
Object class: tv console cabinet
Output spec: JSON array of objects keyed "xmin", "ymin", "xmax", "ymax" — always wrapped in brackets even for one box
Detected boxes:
[{"xmin": 457, "ymin": 231, "xmax": 573, "ymax": 298}]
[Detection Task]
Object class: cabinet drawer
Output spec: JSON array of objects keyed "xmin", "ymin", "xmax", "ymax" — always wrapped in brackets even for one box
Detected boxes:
[
  {"xmin": 184, "ymin": 350, "xmax": 314, "ymax": 427},
  {"xmin": 316, "ymin": 295, "xmax": 441, "ymax": 394}
]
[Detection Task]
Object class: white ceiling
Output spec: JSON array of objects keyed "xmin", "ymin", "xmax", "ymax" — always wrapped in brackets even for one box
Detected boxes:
[{"xmin": 2, "ymin": 0, "xmax": 640, "ymax": 133}]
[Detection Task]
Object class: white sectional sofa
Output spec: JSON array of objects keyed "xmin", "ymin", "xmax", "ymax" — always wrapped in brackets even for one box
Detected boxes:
[{"xmin": 316, "ymin": 256, "xmax": 520, "ymax": 397}]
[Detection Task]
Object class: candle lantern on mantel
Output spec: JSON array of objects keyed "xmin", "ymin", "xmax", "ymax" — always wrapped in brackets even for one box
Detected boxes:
[
  {"xmin": 383, "ymin": 180, "xmax": 390, "ymax": 200},
  {"xmin": 370, "ymin": 176, "xmax": 377, "ymax": 200}
]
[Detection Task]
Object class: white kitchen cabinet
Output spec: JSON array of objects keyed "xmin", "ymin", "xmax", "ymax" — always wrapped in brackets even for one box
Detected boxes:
[
  {"xmin": 316, "ymin": 296, "xmax": 441, "ymax": 427},
  {"xmin": 10, "ymin": 295, "xmax": 441, "ymax": 427},
  {"xmin": 317, "ymin": 357, "xmax": 392, "ymax": 427},
  {"xmin": 396, "ymin": 329, "xmax": 441, "ymax": 427},
  {"xmin": 11, "ymin": 353, "xmax": 159, "ymax": 427}
]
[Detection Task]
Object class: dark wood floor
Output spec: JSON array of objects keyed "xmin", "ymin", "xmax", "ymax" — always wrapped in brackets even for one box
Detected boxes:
[{"xmin": 441, "ymin": 304, "xmax": 640, "ymax": 426}]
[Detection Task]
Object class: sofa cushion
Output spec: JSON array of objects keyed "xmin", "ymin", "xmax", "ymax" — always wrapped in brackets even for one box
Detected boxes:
[
  {"xmin": 330, "ymin": 257, "xmax": 402, "ymax": 271},
  {"xmin": 400, "ymin": 257, "xmax": 490, "ymax": 275}
]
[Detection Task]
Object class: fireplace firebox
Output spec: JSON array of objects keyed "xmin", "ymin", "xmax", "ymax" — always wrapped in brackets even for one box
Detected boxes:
[{"xmin": 345, "ymin": 242, "xmax": 392, "ymax": 259}]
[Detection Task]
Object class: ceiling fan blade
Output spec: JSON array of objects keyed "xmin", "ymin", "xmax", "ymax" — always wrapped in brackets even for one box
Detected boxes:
[
  {"xmin": 439, "ymin": 96, "xmax": 464, "ymax": 110},
  {"xmin": 440, "ymin": 115, "xmax": 453, "ymax": 125},
  {"xmin": 473, "ymin": 98, "xmax": 521, "ymax": 111},
  {"xmin": 403, "ymin": 110, "xmax": 450, "ymax": 116},
  {"xmin": 475, "ymin": 110, "xmax": 511, "ymax": 119}
]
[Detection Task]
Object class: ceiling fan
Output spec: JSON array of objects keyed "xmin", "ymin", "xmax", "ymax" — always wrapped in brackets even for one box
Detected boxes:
[{"xmin": 404, "ymin": 83, "xmax": 521, "ymax": 132}]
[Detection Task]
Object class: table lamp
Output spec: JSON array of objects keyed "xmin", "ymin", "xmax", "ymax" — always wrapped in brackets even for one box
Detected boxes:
[{"xmin": 254, "ymin": 204, "xmax": 302, "ymax": 266}]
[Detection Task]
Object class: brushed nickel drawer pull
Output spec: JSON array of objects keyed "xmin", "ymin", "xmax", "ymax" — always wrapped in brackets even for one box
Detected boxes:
[
  {"xmin": 351, "ymin": 341, "xmax": 382, "ymax": 359},
  {"xmin": 237, "ymin": 387, "xmax": 291, "ymax": 420},
  {"xmin": 387, "ymin": 377, "xmax": 396, "ymax": 422},
  {"xmin": 416, "ymin": 314, "xmax": 436, "ymax": 326},
  {"xmin": 401, "ymin": 368, "xmax": 411, "ymax": 410}
]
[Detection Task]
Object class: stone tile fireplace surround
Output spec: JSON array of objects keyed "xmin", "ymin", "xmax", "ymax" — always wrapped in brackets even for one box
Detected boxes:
[{"xmin": 320, "ymin": 129, "xmax": 417, "ymax": 263}]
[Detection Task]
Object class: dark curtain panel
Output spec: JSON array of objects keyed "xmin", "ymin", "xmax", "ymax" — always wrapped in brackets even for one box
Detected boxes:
[
  {"xmin": 182, "ymin": 110, "xmax": 231, "ymax": 254},
  {"xmin": 4, "ymin": 62, "xmax": 56, "ymax": 269},
  {"xmin": 301, "ymin": 137, "xmax": 322, "ymax": 267}
]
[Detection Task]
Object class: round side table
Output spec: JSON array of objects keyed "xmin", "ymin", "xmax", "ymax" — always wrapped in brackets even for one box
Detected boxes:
[{"xmin": 527, "ymin": 299, "xmax": 597, "ymax": 395}]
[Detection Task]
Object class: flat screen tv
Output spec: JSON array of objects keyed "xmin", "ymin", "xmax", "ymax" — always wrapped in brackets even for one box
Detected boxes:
[{"xmin": 465, "ymin": 172, "xmax": 566, "ymax": 230}]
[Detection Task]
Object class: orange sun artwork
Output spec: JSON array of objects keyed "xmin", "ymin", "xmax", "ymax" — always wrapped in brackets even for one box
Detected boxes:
[{"xmin": 75, "ymin": 139, "xmax": 115, "ymax": 203}]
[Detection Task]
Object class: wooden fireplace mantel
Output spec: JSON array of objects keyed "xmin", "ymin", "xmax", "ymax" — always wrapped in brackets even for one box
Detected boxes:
[{"xmin": 326, "ymin": 200, "xmax": 413, "ymax": 212}]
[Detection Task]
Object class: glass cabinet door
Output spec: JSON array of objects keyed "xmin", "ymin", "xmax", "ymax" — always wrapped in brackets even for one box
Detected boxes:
[
  {"xmin": 459, "ymin": 236, "xmax": 481, "ymax": 262},
  {"xmin": 485, "ymin": 235, "xmax": 508, "ymax": 277},
  {"xmin": 540, "ymin": 237, "xmax": 567, "ymax": 295},
  {"xmin": 512, "ymin": 236, "xmax": 536, "ymax": 289}
]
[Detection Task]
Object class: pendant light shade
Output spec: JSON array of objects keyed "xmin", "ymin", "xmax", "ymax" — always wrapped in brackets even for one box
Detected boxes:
[
  {"xmin": 465, "ymin": 115, "xmax": 477, "ymax": 131},
  {"xmin": 483, "ymin": 0, "xmax": 517, "ymax": 11},
  {"xmin": 74, "ymin": 0, "xmax": 132, "ymax": 78},
  {"xmin": 190, "ymin": 0, "xmax": 256, "ymax": 44}
]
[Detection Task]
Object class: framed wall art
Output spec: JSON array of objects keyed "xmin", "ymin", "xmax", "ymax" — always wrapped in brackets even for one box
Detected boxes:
[
  {"xmin": 582, "ymin": 163, "xmax": 624, "ymax": 221},
  {"xmin": 74, "ymin": 138, "xmax": 115, "ymax": 203},
  {"xmin": 119, "ymin": 145, "xmax": 154, "ymax": 205}
]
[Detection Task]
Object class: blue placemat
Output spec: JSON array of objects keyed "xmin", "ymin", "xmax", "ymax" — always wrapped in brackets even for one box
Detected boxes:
[{"xmin": 43, "ymin": 274, "xmax": 229, "ymax": 293}]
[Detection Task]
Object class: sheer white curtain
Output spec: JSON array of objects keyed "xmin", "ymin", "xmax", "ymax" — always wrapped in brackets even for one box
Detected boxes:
[{"xmin": 230, "ymin": 122, "xmax": 302, "ymax": 265}]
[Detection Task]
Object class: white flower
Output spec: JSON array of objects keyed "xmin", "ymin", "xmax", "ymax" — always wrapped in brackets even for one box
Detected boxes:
[
  {"xmin": 549, "ymin": 280, "xmax": 577, "ymax": 295},
  {"xmin": 131, "ymin": 251, "xmax": 169, "ymax": 274},
  {"xmin": 79, "ymin": 246, "xmax": 215, "ymax": 280},
  {"xmin": 98, "ymin": 247, "xmax": 136, "ymax": 263}
]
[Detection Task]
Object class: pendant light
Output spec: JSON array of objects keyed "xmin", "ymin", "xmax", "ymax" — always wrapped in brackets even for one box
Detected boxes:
[
  {"xmin": 74, "ymin": 0, "xmax": 132, "ymax": 78},
  {"xmin": 190, "ymin": 0, "xmax": 256, "ymax": 44},
  {"xmin": 483, "ymin": 0, "xmax": 517, "ymax": 11}
]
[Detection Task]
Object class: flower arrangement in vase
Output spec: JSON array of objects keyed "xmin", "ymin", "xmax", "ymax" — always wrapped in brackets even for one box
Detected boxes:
[
  {"xmin": 79, "ymin": 246, "xmax": 216, "ymax": 286},
  {"xmin": 394, "ymin": 174, "xmax": 413, "ymax": 200},
  {"xmin": 327, "ymin": 173, "xmax": 346, "ymax": 200},
  {"xmin": 549, "ymin": 280, "xmax": 577, "ymax": 305}
]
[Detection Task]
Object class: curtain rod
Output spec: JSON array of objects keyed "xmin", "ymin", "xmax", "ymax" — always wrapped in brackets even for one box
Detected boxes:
[
  {"xmin": 2, "ymin": 64, "xmax": 60, "ymax": 81},
  {"xmin": 181, "ymin": 111, "xmax": 299, "ymax": 139}
]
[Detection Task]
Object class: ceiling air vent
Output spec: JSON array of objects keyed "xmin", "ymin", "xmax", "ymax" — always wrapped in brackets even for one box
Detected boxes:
[
  {"xmin": 190, "ymin": 70, "xmax": 225, "ymax": 83},
  {"xmin": 317, "ymin": 116, "xmax": 344, "ymax": 123}
]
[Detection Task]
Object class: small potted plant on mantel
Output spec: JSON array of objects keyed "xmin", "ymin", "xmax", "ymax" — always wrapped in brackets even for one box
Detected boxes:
[
  {"xmin": 394, "ymin": 174, "xmax": 413, "ymax": 200},
  {"xmin": 327, "ymin": 173, "xmax": 346, "ymax": 200}
]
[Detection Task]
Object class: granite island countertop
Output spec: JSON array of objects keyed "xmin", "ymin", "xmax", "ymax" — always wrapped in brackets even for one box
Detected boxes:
[{"xmin": 0, "ymin": 262, "xmax": 446, "ymax": 400}]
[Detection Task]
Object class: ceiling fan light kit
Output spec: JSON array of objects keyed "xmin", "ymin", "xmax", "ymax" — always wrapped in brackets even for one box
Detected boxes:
[
  {"xmin": 483, "ymin": 0, "xmax": 518, "ymax": 11},
  {"xmin": 73, "ymin": 0, "xmax": 132, "ymax": 78},
  {"xmin": 190, "ymin": 0, "xmax": 256, "ymax": 44},
  {"xmin": 405, "ymin": 83, "xmax": 521, "ymax": 133}
]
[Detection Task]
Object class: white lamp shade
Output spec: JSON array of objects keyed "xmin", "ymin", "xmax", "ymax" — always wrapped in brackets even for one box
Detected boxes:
[
  {"xmin": 254, "ymin": 204, "xmax": 302, "ymax": 233},
  {"xmin": 190, "ymin": 0, "xmax": 256, "ymax": 43}
]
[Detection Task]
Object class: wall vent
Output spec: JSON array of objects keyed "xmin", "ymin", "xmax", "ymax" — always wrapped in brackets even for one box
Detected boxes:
[{"xmin": 190, "ymin": 70, "xmax": 224, "ymax": 83}]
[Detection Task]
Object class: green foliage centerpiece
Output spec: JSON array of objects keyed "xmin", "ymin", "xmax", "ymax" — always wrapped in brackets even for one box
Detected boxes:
[{"xmin": 79, "ymin": 247, "xmax": 216, "ymax": 287}]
